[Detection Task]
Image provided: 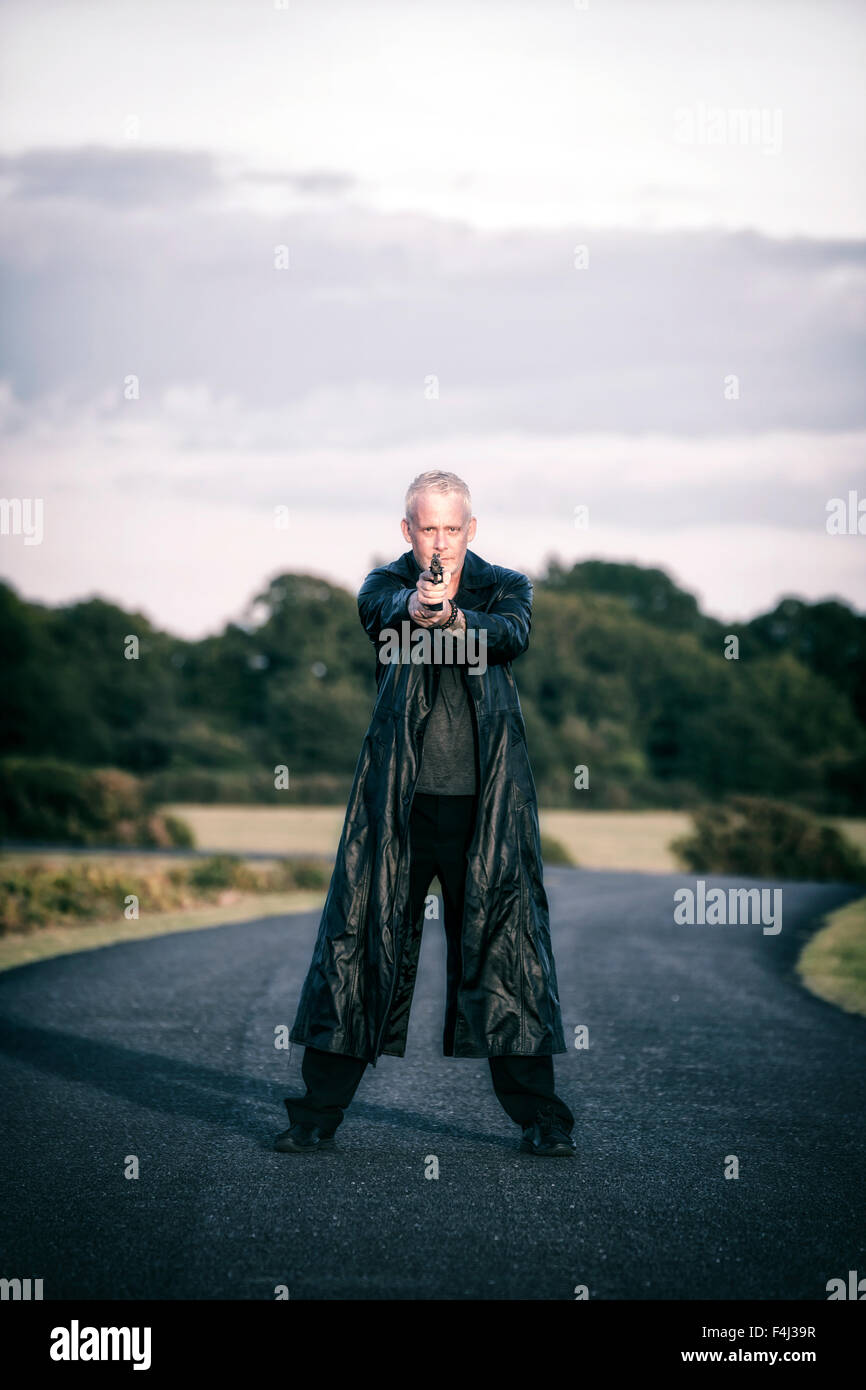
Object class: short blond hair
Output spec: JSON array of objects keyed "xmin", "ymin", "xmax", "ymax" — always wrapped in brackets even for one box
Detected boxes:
[{"xmin": 405, "ymin": 471, "xmax": 472, "ymax": 528}]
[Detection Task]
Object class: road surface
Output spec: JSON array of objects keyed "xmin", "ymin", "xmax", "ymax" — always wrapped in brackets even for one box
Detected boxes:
[{"xmin": 0, "ymin": 868, "xmax": 862, "ymax": 1299}]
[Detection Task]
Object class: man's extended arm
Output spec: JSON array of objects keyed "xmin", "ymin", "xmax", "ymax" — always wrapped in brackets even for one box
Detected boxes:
[
  {"xmin": 458, "ymin": 571, "xmax": 533, "ymax": 666},
  {"xmin": 357, "ymin": 571, "xmax": 418, "ymax": 643},
  {"xmin": 357, "ymin": 566, "xmax": 533, "ymax": 666}
]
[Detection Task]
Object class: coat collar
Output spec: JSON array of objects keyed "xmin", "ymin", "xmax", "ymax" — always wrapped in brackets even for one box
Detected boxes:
[{"xmin": 393, "ymin": 546, "xmax": 496, "ymax": 596}]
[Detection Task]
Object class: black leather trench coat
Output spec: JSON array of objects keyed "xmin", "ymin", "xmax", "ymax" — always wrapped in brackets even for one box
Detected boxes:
[{"xmin": 289, "ymin": 546, "xmax": 567, "ymax": 1064}]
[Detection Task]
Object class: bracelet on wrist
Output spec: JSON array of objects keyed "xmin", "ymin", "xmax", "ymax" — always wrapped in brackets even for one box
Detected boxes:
[{"xmin": 441, "ymin": 598, "xmax": 460, "ymax": 630}]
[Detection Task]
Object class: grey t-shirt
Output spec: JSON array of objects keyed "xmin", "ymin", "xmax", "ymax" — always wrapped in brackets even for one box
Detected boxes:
[{"xmin": 414, "ymin": 663, "xmax": 478, "ymax": 795}]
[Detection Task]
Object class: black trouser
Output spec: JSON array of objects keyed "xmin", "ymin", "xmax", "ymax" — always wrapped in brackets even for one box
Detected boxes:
[{"xmin": 284, "ymin": 791, "xmax": 574, "ymax": 1138}]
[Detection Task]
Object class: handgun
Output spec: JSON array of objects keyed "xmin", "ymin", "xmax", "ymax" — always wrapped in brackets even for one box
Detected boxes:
[{"xmin": 425, "ymin": 550, "xmax": 445, "ymax": 611}]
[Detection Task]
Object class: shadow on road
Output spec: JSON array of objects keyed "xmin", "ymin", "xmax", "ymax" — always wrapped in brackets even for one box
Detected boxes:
[{"xmin": 0, "ymin": 1014, "xmax": 514, "ymax": 1151}]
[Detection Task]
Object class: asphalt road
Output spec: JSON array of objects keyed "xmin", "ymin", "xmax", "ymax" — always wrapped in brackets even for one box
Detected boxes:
[{"xmin": 0, "ymin": 868, "xmax": 863, "ymax": 1300}]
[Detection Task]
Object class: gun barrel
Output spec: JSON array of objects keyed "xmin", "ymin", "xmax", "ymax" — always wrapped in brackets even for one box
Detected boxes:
[{"xmin": 426, "ymin": 549, "xmax": 444, "ymax": 611}]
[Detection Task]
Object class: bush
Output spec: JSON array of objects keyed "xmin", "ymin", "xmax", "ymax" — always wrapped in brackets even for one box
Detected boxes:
[
  {"xmin": 187, "ymin": 855, "xmax": 257, "ymax": 892},
  {"xmin": 0, "ymin": 853, "xmax": 333, "ymax": 935},
  {"xmin": 142, "ymin": 767, "xmax": 353, "ymax": 806},
  {"xmin": 539, "ymin": 833, "xmax": 576, "ymax": 866},
  {"xmin": 291, "ymin": 859, "xmax": 332, "ymax": 889},
  {"xmin": 158, "ymin": 814, "xmax": 196, "ymax": 848},
  {"xmin": 671, "ymin": 796, "xmax": 866, "ymax": 883},
  {"xmin": 0, "ymin": 861, "xmax": 190, "ymax": 934},
  {"xmin": 0, "ymin": 757, "xmax": 193, "ymax": 848}
]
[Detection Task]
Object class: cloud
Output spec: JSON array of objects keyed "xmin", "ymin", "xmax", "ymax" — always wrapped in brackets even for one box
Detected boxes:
[
  {"xmin": 241, "ymin": 168, "xmax": 358, "ymax": 196},
  {"xmin": 0, "ymin": 149, "xmax": 864, "ymax": 433},
  {"xmin": 0, "ymin": 144, "xmax": 362, "ymax": 208},
  {"xmin": 1, "ymin": 375, "xmax": 863, "ymax": 533},
  {"xmin": 0, "ymin": 146, "xmax": 223, "ymax": 206}
]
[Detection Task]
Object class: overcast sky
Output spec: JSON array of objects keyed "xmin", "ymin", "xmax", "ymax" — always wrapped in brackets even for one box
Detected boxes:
[{"xmin": 1, "ymin": 0, "xmax": 864, "ymax": 637}]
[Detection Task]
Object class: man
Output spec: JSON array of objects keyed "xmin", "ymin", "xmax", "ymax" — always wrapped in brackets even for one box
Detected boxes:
[{"xmin": 276, "ymin": 470, "xmax": 575, "ymax": 1156}]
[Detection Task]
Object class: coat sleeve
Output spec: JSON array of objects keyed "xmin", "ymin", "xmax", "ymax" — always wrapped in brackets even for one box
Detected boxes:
[
  {"xmin": 460, "ymin": 570, "xmax": 533, "ymax": 666},
  {"xmin": 357, "ymin": 568, "xmax": 417, "ymax": 644}
]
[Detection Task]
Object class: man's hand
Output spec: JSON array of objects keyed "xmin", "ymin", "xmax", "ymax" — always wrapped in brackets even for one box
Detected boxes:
[{"xmin": 408, "ymin": 567, "xmax": 453, "ymax": 626}]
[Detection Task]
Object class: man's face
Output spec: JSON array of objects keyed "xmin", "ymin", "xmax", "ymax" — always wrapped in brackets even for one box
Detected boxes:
[{"xmin": 401, "ymin": 491, "xmax": 477, "ymax": 576}]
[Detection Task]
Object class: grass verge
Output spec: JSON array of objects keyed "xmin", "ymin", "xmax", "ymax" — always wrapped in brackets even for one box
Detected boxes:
[
  {"xmin": 0, "ymin": 889, "xmax": 328, "ymax": 973},
  {"xmin": 796, "ymin": 895, "xmax": 866, "ymax": 1017}
]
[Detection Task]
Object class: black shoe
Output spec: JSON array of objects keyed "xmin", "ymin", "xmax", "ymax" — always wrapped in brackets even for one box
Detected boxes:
[
  {"xmin": 519, "ymin": 1107, "xmax": 576, "ymax": 1157},
  {"xmin": 274, "ymin": 1122, "xmax": 336, "ymax": 1153}
]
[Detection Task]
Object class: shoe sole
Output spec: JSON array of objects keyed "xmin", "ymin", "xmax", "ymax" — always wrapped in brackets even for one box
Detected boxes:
[
  {"xmin": 274, "ymin": 1137, "xmax": 336, "ymax": 1153},
  {"xmin": 519, "ymin": 1140, "xmax": 576, "ymax": 1157}
]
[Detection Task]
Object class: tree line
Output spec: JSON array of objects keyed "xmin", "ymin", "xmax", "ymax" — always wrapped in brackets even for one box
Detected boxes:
[{"xmin": 1, "ymin": 559, "xmax": 864, "ymax": 815}]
